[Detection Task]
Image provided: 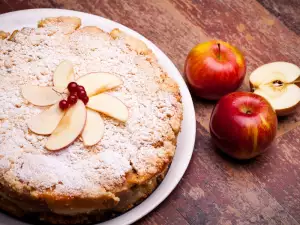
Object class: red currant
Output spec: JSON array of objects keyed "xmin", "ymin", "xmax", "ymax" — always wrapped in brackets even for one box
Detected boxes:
[
  {"xmin": 67, "ymin": 95, "xmax": 78, "ymax": 105},
  {"xmin": 81, "ymin": 96, "xmax": 89, "ymax": 105},
  {"xmin": 67, "ymin": 82, "xmax": 78, "ymax": 93},
  {"xmin": 77, "ymin": 90, "xmax": 87, "ymax": 99},
  {"xmin": 59, "ymin": 100, "xmax": 69, "ymax": 110},
  {"xmin": 77, "ymin": 85, "xmax": 85, "ymax": 92}
]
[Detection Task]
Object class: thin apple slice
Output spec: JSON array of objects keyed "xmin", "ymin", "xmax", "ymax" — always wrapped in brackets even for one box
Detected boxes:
[
  {"xmin": 28, "ymin": 102, "xmax": 65, "ymax": 135},
  {"xmin": 87, "ymin": 94, "xmax": 129, "ymax": 122},
  {"xmin": 53, "ymin": 60, "xmax": 75, "ymax": 88},
  {"xmin": 22, "ymin": 85, "xmax": 63, "ymax": 106},
  {"xmin": 76, "ymin": 72, "xmax": 123, "ymax": 97},
  {"xmin": 81, "ymin": 109, "xmax": 104, "ymax": 146},
  {"xmin": 46, "ymin": 100, "xmax": 87, "ymax": 151}
]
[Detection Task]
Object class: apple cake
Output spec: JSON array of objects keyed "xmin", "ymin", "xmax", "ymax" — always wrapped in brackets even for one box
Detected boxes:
[{"xmin": 0, "ymin": 17, "xmax": 183, "ymax": 224}]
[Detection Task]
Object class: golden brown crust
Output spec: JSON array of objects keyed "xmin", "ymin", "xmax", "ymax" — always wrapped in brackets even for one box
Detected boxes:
[
  {"xmin": 110, "ymin": 28, "xmax": 151, "ymax": 55},
  {"xmin": 77, "ymin": 26, "xmax": 105, "ymax": 34},
  {"xmin": 0, "ymin": 16, "xmax": 183, "ymax": 224},
  {"xmin": 38, "ymin": 16, "xmax": 81, "ymax": 30},
  {"xmin": 0, "ymin": 170, "xmax": 167, "ymax": 224},
  {"xmin": 8, "ymin": 30, "xmax": 18, "ymax": 41},
  {"xmin": 0, "ymin": 31, "xmax": 10, "ymax": 40}
]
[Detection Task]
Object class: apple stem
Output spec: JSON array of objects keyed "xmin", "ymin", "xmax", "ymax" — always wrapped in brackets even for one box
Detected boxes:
[
  {"xmin": 294, "ymin": 79, "xmax": 300, "ymax": 84},
  {"xmin": 217, "ymin": 43, "xmax": 221, "ymax": 60}
]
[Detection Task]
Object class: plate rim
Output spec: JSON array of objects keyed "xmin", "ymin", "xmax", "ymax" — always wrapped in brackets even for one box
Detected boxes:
[{"xmin": 0, "ymin": 8, "xmax": 196, "ymax": 225}]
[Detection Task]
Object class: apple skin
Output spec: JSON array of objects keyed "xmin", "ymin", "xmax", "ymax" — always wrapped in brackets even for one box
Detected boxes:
[
  {"xmin": 184, "ymin": 40, "xmax": 246, "ymax": 100},
  {"xmin": 209, "ymin": 92, "xmax": 277, "ymax": 160}
]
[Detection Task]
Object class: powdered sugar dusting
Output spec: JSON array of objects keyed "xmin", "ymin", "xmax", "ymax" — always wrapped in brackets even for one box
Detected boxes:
[{"xmin": 0, "ymin": 19, "xmax": 182, "ymax": 195}]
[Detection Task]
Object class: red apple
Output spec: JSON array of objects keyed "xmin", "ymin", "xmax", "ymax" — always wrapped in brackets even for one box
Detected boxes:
[
  {"xmin": 184, "ymin": 40, "xmax": 246, "ymax": 100},
  {"xmin": 209, "ymin": 92, "xmax": 277, "ymax": 160}
]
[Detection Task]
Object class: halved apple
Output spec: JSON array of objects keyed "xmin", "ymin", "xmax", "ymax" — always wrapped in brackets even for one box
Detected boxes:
[
  {"xmin": 76, "ymin": 72, "xmax": 123, "ymax": 97},
  {"xmin": 81, "ymin": 109, "xmax": 104, "ymax": 146},
  {"xmin": 53, "ymin": 60, "xmax": 75, "ymax": 88},
  {"xmin": 28, "ymin": 102, "xmax": 65, "ymax": 135},
  {"xmin": 46, "ymin": 100, "xmax": 87, "ymax": 151},
  {"xmin": 249, "ymin": 62, "xmax": 300, "ymax": 116},
  {"xmin": 87, "ymin": 93, "xmax": 129, "ymax": 122},
  {"xmin": 22, "ymin": 85, "xmax": 63, "ymax": 106}
]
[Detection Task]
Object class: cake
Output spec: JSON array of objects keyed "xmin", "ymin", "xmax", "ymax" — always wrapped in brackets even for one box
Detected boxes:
[{"xmin": 0, "ymin": 17, "xmax": 183, "ymax": 224}]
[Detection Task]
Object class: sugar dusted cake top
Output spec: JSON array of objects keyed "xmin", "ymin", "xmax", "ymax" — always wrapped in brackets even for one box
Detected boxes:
[{"xmin": 0, "ymin": 17, "xmax": 182, "ymax": 197}]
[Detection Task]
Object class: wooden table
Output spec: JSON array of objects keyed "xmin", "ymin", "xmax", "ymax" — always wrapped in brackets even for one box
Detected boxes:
[{"xmin": 1, "ymin": 0, "xmax": 300, "ymax": 224}]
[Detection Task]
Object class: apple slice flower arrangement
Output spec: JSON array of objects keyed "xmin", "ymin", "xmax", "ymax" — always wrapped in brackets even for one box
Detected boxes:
[
  {"xmin": 184, "ymin": 40, "xmax": 300, "ymax": 160},
  {"xmin": 22, "ymin": 60, "xmax": 128, "ymax": 151}
]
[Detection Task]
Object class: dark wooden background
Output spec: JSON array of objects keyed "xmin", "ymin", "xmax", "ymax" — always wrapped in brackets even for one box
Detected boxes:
[{"xmin": 1, "ymin": 0, "xmax": 300, "ymax": 224}]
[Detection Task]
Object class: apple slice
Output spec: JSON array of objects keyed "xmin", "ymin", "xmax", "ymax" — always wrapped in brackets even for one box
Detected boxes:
[
  {"xmin": 53, "ymin": 60, "xmax": 75, "ymax": 88},
  {"xmin": 28, "ymin": 102, "xmax": 65, "ymax": 135},
  {"xmin": 87, "ymin": 94, "xmax": 129, "ymax": 122},
  {"xmin": 22, "ymin": 85, "xmax": 63, "ymax": 106},
  {"xmin": 249, "ymin": 62, "xmax": 300, "ymax": 116},
  {"xmin": 81, "ymin": 109, "xmax": 104, "ymax": 146},
  {"xmin": 76, "ymin": 72, "xmax": 123, "ymax": 97},
  {"xmin": 46, "ymin": 100, "xmax": 87, "ymax": 151}
]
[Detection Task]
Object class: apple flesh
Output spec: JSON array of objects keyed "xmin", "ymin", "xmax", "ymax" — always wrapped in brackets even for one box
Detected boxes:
[
  {"xmin": 209, "ymin": 92, "xmax": 277, "ymax": 160},
  {"xmin": 87, "ymin": 93, "xmax": 129, "ymax": 122},
  {"xmin": 28, "ymin": 102, "xmax": 65, "ymax": 135},
  {"xmin": 81, "ymin": 109, "xmax": 104, "ymax": 146},
  {"xmin": 76, "ymin": 72, "xmax": 123, "ymax": 97},
  {"xmin": 184, "ymin": 40, "xmax": 246, "ymax": 100},
  {"xmin": 46, "ymin": 100, "xmax": 87, "ymax": 151},
  {"xmin": 53, "ymin": 60, "xmax": 75, "ymax": 88},
  {"xmin": 249, "ymin": 62, "xmax": 300, "ymax": 116},
  {"xmin": 22, "ymin": 85, "xmax": 63, "ymax": 106}
]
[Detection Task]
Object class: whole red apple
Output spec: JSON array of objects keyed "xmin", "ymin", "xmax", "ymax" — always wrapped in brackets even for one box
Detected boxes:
[
  {"xmin": 209, "ymin": 92, "xmax": 277, "ymax": 160},
  {"xmin": 184, "ymin": 40, "xmax": 246, "ymax": 100}
]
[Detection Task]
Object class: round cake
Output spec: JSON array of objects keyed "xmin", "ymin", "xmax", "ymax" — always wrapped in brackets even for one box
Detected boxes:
[{"xmin": 0, "ymin": 17, "xmax": 183, "ymax": 224}]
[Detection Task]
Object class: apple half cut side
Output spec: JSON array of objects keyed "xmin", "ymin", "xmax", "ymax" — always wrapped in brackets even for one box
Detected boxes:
[
  {"xmin": 249, "ymin": 62, "xmax": 300, "ymax": 116},
  {"xmin": 46, "ymin": 100, "xmax": 87, "ymax": 151},
  {"xmin": 53, "ymin": 60, "xmax": 75, "ymax": 88},
  {"xmin": 22, "ymin": 85, "xmax": 64, "ymax": 106},
  {"xmin": 76, "ymin": 72, "xmax": 123, "ymax": 97},
  {"xmin": 81, "ymin": 109, "xmax": 104, "ymax": 146},
  {"xmin": 28, "ymin": 102, "xmax": 65, "ymax": 135},
  {"xmin": 87, "ymin": 93, "xmax": 129, "ymax": 122}
]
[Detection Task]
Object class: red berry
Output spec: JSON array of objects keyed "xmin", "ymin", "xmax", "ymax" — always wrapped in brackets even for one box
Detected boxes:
[
  {"xmin": 77, "ymin": 85, "xmax": 85, "ymax": 92},
  {"xmin": 67, "ymin": 95, "xmax": 78, "ymax": 105},
  {"xmin": 67, "ymin": 82, "xmax": 78, "ymax": 93},
  {"xmin": 81, "ymin": 96, "xmax": 89, "ymax": 105},
  {"xmin": 59, "ymin": 100, "xmax": 69, "ymax": 110},
  {"xmin": 78, "ymin": 90, "xmax": 87, "ymax": 99}
]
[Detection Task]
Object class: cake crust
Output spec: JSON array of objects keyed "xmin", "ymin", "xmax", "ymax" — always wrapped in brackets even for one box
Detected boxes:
[{"xmin": 0, "ymin": 16, "xmax": 183, "ymax": 224}]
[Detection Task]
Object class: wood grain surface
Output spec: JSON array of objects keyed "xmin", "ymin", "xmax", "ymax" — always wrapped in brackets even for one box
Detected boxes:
[{"xmin": 1, "ymin": 0, "xmax": 300, "ymax": 224}]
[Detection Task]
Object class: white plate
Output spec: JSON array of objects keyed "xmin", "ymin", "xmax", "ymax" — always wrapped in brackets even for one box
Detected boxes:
[{"xmin": 0, "ymin": 9, "xmax": 196, "ymax": 225}]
